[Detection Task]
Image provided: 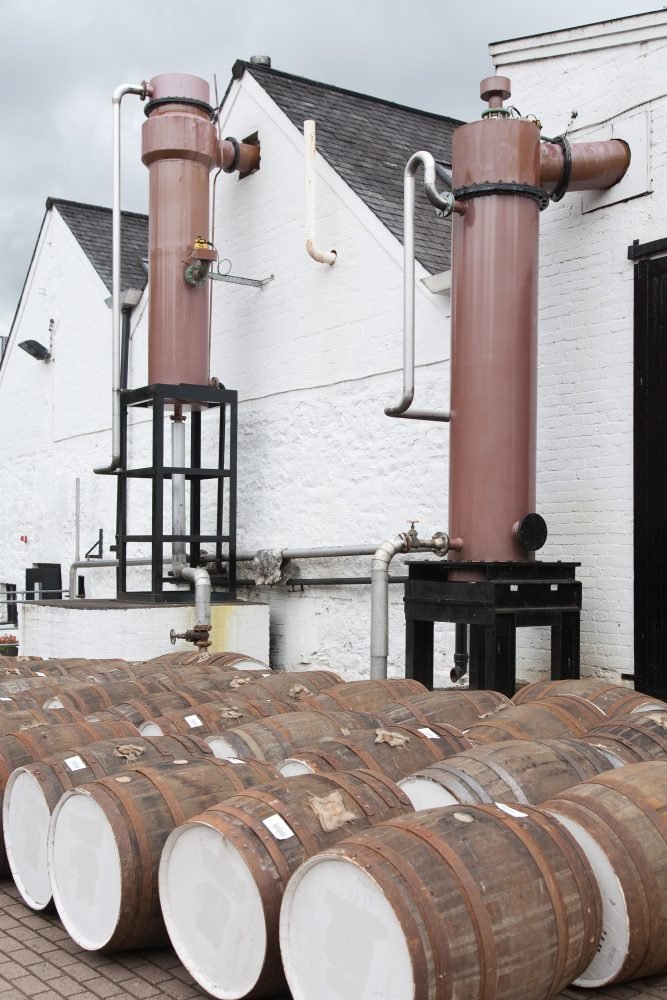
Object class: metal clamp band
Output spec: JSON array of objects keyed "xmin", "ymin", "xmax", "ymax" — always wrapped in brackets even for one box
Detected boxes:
[
  {"xmin": 547, "ymin": 134, "xmax": 572, "ymax": 203},
  {"xmin": 453, "ymin": 181, "xmax": 550, "ymax": 211},
  {"xmin": 144, "ymin": 96, "xmax": 215, "ymax": 119},
  {"xmin": 222, "ymin": 136, "xmax": 240, "ymax": 174}
]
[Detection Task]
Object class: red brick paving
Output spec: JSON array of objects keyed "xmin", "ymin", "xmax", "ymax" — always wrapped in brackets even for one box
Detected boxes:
[{"xmin": 0, "ymin": 877, "xmax": 665, "ymax": 999}]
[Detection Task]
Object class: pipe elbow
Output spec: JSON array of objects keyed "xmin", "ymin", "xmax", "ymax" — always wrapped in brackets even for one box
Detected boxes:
[{"xmin": 306, "ymin": 239, "xmax": 337, "ymax": 266}]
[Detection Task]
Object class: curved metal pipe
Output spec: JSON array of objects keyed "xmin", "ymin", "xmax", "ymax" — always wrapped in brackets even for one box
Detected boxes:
[
  {"xmin": 385, "ymin": 151, "xmax": 460, "ymax": 423},
  {"xmin": 370, "ymin": 530, "xmax": 452, "ymax": 679},
  {"xmin": 304, "ymin": 120, "xmax": 337, "ymax": 266},
  {"xmin": 95, "ymin": 81, "xmax": 150, "ymax": 475}
]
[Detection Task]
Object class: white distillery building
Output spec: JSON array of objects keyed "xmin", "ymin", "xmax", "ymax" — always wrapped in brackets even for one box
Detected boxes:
[{"xmin": 0, "ymin": 9, "xmax": 664, "ymax": 688}]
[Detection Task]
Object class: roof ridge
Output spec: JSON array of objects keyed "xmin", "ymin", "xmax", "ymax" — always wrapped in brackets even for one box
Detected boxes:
[
  {"xmin": 46, "ymin": 197, "xmax": 148, "ymax": 221},
  {"xmin": 231, "ymin": 59, "xmax": 465, "ymax": 128}
]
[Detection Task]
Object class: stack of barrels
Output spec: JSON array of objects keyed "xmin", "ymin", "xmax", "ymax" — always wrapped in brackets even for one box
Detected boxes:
[{"xmin": 3, "ymin": 653, "xmax": 667, "ymax": 1000}]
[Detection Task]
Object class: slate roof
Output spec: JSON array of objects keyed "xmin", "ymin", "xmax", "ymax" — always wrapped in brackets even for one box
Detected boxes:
[
  {"xmin": 47, "ymin": 198, "xmax": 148, "ymax": 294},
  {"xmin": 231, "ymin": 60, "xmax": 464, "ymax": 274}
]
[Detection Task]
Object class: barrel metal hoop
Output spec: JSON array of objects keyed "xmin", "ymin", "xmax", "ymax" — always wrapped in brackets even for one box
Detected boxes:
[
  {"xmin": 388, "ymin": 820, "xmax": 497, "ymax": 998},
  {"xmin": 229, "ymin": 787, "xmax": 323, "ymax": 856},
  {"xmin": 453, "ymin": 181, "xmax": 550, "ymax": 211},
  {"xmin": 352, "ymin": 836, "xmax": 442, "ymax": 993},
  {"xmin": 210, "ymin": 802, "xmax": 295, "ymax": 887},
  {"xmin": 476, "ymin": 806, "xmax": 569, "ymax": 996},
  {"xmin": 536, "ymin": 738, "xmax": 589, "ymax": 784}
]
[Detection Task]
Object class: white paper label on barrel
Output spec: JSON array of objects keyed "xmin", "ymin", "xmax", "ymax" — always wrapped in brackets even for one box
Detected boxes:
[
  {"xmin": 228, "ymin": 757, "xmax": 244, "ymax": 764},
  {"xmin": 417, "ymin": 727, "xmax": 440, "ymax": 740},
  {"xmin": 495, "ymin": 802, "xmax": 528, "ymax": 818},
  {"xmin": 263, "ymin": 813, "xmax": 295, "ymax": 840},
  {"xmin": 64, "ymin": 756, "xmax": 87, "ymax": 772},
  {"xmin": 0, "ymin": 698, "xmax": 12, "ymax": 702},
  {"xmin": 35, "ymin": 671, "xmax": 46, "ymax": 677},
  {"xmin": 184, "ymin": 715, "xmax": 203, "ymax": 728}
]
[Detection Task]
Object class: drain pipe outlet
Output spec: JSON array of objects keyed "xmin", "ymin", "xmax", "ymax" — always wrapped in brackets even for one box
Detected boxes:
[{"xmin": 304, "ymin": 120, "xmax": 337, "ymax": 265}]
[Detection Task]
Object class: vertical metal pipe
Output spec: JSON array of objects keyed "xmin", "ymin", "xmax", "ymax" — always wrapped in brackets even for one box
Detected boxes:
[
  {"xmin": 74, "ymin": 478, "xmax": 80, "ymax": 563},
  {"xmin": 171, "ymin": 413, "xmax": 186, "ymax": 575},
  {"xmin": 95, "ymin": 82, "xmax": 149, "ymax": 474}
]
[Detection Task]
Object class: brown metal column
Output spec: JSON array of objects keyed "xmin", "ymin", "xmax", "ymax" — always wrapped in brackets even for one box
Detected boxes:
[
  {"xmin": 449, "ymin": 80, "xmax": 542, "ymax": 567},
  {"xmin": 142, "ymin": 74, "xmax": 217, "ymax": 388}
]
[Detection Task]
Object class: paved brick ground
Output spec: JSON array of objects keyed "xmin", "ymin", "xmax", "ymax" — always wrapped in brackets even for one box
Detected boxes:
[{"xmin": 0, "ymin": 877, "xmax": 665, "ymax": 999}]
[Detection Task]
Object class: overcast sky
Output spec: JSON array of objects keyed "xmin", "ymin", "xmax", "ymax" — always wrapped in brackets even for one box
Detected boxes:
[{"xmin": 0, "ymin": 0, "xmax": 657, "ymax": 332}]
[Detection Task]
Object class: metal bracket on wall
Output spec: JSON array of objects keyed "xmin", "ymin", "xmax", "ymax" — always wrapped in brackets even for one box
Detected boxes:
[
  {"xmin": 208, "ymin": 271, "xmax": 274, "ymax": 289},
  {"xmin": 84, "ymin": 529, "xmax": 104, "ymax": 560}
]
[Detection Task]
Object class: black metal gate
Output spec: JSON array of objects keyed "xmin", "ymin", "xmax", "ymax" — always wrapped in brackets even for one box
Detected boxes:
[{"xmin": 632, "ymin": 244, "xmax": 667, "ymax": 697}]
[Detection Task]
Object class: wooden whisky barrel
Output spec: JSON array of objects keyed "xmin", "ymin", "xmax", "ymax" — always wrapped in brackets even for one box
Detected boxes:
[
  {"xmin": 48, "ymin": 756, "xmax": 280, "ymax": 952},
  {"xmin": 466, "ymin": 695, "xmax": 606, "ymax": 745},
  {"xmin": 4, "ymin": 732, "xmax": 214, "ymax": 912},
  {"xmin": 0, "ymin": 708, "xmax": 80, "ymax": 735},
  {"xmin": 87, "ymin": 687, "xmax": 226, "ymax": 728},
  {"xmin": 543, "ymin": 760, "xmax": 667, "ymax": 986},
  {"xmin": 280, "ymin": 722, "xmax": 471, "ymax": 781},
  {"xmin": 279, "ymin": 802, "xmax": 601, "ymax": 1000},
  {"xmin": 382, "ymin": 689, "xmax": 514, "ymax": 730},
  {"xmin": 42, "ymin": 677, "xmax": 175, "ymax": 713},
  {"xmin": 174, "ymin": 668, "xmax": 344, "ymax": 703},
  {"xmin": 399, "ymin": 737, "xmax": 616, "ymax": 810},
  {"xmin": 580, "ymin": 714, "xmax": 667, "ymax": 764},
  {"xmin": 140, "ymin": 692, "xmax": 295, "ymax": 738},
  {"xmin": 0, "ymin": 718, "xmax": 139, "ymax": 875},
  {"xmin": 159, "ymin": 769, "xmax": 412, "ymax": 999},
  {"xmin": 206, "ymin": 710, "xmax": 388, "ymax": 764},
  {"xmin": 143, "ymin": 650, "xmax": 268, "ymax": 670},
  {"xmin": 514, "ymin": 678, "xmax": 667, "ymax": 718},
  {"xmin": 296, "ymin": 679, "xmax": 426, "ymax": 713}
]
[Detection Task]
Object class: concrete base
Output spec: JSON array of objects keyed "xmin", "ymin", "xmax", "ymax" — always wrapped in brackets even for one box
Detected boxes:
[{"xmin": 19, "ymin": 599, "xmax": 270, "ymax": 663}]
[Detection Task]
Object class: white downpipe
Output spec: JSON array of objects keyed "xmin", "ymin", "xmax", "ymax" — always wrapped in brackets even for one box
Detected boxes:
[
  {"xmin": 95, "ymin": 81, "xmax": 150, "ymax": 475},
  {"xmin": 304, "ymin": 120, "xmax": 337, "ymax": 266},
  {"xmin": 171, "ymin": 417, "xmax": 187, "ymax": 575}
]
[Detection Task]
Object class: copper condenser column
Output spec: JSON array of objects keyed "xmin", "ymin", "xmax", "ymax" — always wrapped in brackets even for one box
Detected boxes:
[
  {"xmin": 448, "ymin": 77, "xmax": 545, "ymax": 567},
  {"xmin": 142, "ymin": 74, "xmax": 217, "ymax": 387}
]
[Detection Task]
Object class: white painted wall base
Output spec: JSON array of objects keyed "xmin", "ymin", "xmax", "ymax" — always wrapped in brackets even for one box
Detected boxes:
[{"xmin": 20, "ymin": 600, "xmax": 270, "ymax": 663}]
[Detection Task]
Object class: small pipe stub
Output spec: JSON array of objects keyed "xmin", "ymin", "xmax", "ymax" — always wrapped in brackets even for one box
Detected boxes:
[{"xmin": 513, "ymin": 513, "xmax": 548, "ymax": 552}]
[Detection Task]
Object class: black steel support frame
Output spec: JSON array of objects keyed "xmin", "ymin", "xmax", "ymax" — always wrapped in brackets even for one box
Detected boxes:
[
  {"xmin": 115, "ymin": 383, "xmax": 237, "ymax": 603},
  {"xmin": 404, "ymin": 561, "xmax": 581, "ymax": 697}
]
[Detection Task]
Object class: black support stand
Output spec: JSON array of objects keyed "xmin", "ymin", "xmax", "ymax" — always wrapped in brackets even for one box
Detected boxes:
[
  {"xmin": 115, "ymin": 383, "xmax": 237, "ymax": 603},
  {"xmin": 404, "ymin": 561, "xmax": 581, "ymax": 697}
]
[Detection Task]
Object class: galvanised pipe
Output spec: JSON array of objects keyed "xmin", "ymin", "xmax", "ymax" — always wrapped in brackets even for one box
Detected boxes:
[
  {"xmin": 171, "ymin": 413, "xmax": 187, "ymax": 575},
  {"xmin": 95, "ymin": 81, "xmax": 151, "ymax": 475},
  {"xmin": 385, "ymin": 151, "xmax": 463, "ymax": 423},
  {"xmin": 371, "ymin": 532, "xmax": 451, "ymax": 679}
]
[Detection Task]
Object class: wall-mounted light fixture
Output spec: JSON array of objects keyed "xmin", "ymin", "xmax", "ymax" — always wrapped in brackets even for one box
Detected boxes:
[{"xmin": 18, "ymin": 339, "xmax": 51, "ymax": 361}]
